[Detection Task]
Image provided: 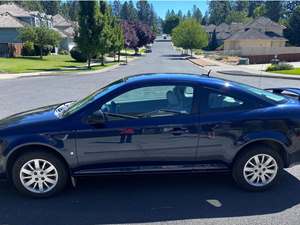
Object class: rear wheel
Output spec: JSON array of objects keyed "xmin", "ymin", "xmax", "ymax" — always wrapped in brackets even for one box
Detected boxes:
[
  {"xmin": 232, "ymin": 145, "xmax": 283, "ymax": 191},
  {"xmin": 11, "ymin": 151, "xmax": 68, "ymax": 198}
]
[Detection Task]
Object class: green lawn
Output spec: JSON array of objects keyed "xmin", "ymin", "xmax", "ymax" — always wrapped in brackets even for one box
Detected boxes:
[
  {"xmin": 271, "ymin": 68, "xmax": 300, "ymax": 75},
  {"xmin": 0, "ymin": 55, "xmax": 116, "ymax": 74}
]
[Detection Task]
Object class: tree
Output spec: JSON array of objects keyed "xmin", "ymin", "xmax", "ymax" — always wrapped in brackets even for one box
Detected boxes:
[
  {"xmin": 208, "ymin": 29, "xmax": 218, "ymax": 50},
  {"xmin": 61, "ymin": 0, "xmax": 79, "ymax": 21},
  {"xmin": 234, "ymin": 1, "xmax": 249, "ymax": 12},
  {"xmin": 112, "ymin": 0, "xmax": 121, "ymax": 17},
  {"xmin": 192, "ymin": 5, "xmax": 202, "ymax": 23},
  {"xmin": 41, "ymin": 0, "xmax": 61, "ymax": 15},
  {"xmin": 111, "ymin": 20, "xmax": 124, "ymax": 62},
  {"xmin": 209, "ymin": 0, "xmax": 231, "ymax": 25},
  {"xmin": 163, "ymin": 15, "xmax": 180, "ymax": 34},
  {"xmin": 254, "ymin": 4, "xmax": 266, "ymax": 18},
  {"xmin": 134, "ymin": 22, "xmax": 155, "ymax": 53},
  {"xmin": 172, "ymin": 19, "xmax": 208, "ymax": 56},
  {"xmin": 75, "ymin": 1, "xmax": 101, "ymax": 69},
  {"xmin": 136, "ymin": 0, "xmax": 151, "ymax": 25},
  {"xmin": 120, "ymin": 1, "xmax": 137, "ymax": 21},
  {"xmin": 177, "ymin": 10, "xmax": 183, "ymax": 20},
  {"xmin": 284, "ymin": 6, "xmax": 300, "ymax": 46},
  {"xmin": 201, "ymin": 11, "xmax": 209, "ymax": 25},
  {"xmin": 282, "ymin": 1, "xmax": 300, "ymax": 19},
  {"xmin": 121, "ymin": 20, "xmax": 139, "ymax": 50},
  {"xmin": 98, "ymin": 1, "xmax": 113, "ymax": 66},
  {"xmin": 265, "ymin": 0, "xmax": 282, "ymax": 22},
  {"xmin": 225, "ymin": 11, "xmax": 251, "ymax": 24},
  {"xmin": 19, "ymin": 26, "xmax": 61, "ymax": 59}
]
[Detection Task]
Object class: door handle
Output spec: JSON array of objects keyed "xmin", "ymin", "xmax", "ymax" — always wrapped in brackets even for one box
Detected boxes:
[{"xmin": 171, "ymin": 128, "xmax": 186, "ymax": 136}]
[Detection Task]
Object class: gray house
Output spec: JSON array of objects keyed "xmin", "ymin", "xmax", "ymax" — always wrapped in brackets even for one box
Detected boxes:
[
  {"xmin": 52, "ymin": 14, "xmax": 76, "ymax": 51},
  {"xmin": 0, "ymin": 3, "xmax": 75, "ymax": 57}
]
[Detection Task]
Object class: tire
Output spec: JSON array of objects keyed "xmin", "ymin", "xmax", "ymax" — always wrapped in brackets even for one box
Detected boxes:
[
  {"xmin": 11, "ymin": 151, "xmax": 69, "ymax": 198},
  {"xmin": 232, "ymin": 145, "xmax": 283, "ymax": 191}
]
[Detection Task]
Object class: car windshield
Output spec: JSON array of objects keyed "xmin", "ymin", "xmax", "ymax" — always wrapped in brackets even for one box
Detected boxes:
[
  {"xmin": 234, "ymin": 82, "xmax": 287, "ymax": 104},
  {"xmin": 62, "ymin": 79, "xmax": 125, "ymax": 118}
]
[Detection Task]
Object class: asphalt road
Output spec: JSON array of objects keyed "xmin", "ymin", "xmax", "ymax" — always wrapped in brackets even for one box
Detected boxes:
[{"xmin": 0, "ymin": 39, "xmax": 300, "ymax": 225}]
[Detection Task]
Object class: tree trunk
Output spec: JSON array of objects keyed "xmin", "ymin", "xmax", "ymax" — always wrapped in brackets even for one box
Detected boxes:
[
  {"xmin": 134, "ymin": 48, "xmax": 139, "ymax": 55},
  {"xmin": 87, "ymin": 57, "xmax": 91, "ymax": 70},
  {"xmin": 101, "ymin": 53, "xmax": 104, "ymax": 66},
  {"xmin": 125, "ymin": 48, "xmax": 128, "ymax": 64},
  {"xmin": 40, "ymin": 47, "xmax": 43, "ymax": 60},
  {"xmin": 118, "ymin": 50, "xmax": 121, "ymax": 62},
  {"xmin": 190, "ymin": 49, "xmax": 193, "ymax": 57},
  {"xmin": 113, "ymin": 51, "xmax": 116, "ymax": 62}
]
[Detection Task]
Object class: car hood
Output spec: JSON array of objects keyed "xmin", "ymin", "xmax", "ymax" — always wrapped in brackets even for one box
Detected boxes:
[{"xmin": 0, "ymin": 104, "xmax": 60, "ymax": 129}]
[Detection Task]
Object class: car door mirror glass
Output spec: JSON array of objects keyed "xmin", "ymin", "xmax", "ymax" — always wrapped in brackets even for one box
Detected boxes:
[{"xmin": 86, "ymin": 110, "xmax": 105, "ymax": 125}]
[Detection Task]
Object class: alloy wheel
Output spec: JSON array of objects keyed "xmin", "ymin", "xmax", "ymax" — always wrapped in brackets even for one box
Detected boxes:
[
  {"xmin": 19, "ymin": 159, "xmax": 58, "ymax": 194},
  {"xmin": 243, "ymin": 154, "xmax": 278, "ymax": 187}
]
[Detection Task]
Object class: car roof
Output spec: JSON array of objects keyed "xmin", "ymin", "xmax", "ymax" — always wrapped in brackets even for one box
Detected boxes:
[{"xmin": 123, "ymin": 73, "xmax": 227, "ymax": 87}]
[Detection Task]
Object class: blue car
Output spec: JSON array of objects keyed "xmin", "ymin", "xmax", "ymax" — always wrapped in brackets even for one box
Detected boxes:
[{"xmin": 1, "ymin": 73, "xmax": 300, "ymax": 197}]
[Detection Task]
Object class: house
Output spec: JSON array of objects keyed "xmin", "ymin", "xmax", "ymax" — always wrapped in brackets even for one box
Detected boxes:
[
  {"xmin": 0, "ymin": 3, "xmax": 75, "ymax": 57},
  {"xmin": 205, "ymin": 17, "xmax": 287, "ymax": 47},
  {"xmin": 0, "ymin": 12, "xmax": 24, "ymax": 57},
  {"xmin": 224, "ymin": 28, "xmax": 287, "ymax": 51},
  {"xmin": 52, "ymin": 14, "xmax": 76, "ymax": 51},
  {"xmin": 223, "ymin": 18, "xmax": 300, "ymax": 63}
]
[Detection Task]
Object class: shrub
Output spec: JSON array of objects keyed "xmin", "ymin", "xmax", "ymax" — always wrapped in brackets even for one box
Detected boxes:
[
  {"xmin": 34, "ymin": 45, "xmax": 52, "ymax": 56},
  {"xmin": 58, "ymin": 49, "xmax": 69, "ymax": 55},
  {"xmin": 70, "ymin": 47, "xmax": 87, "ymax": 62},
  {"xmin": 266, "ymin": 63, "xmax": 294, "ymax": 71},
  {"xmin": 22, "ymin": 41, "xmax": 35, "ymax": 56}
]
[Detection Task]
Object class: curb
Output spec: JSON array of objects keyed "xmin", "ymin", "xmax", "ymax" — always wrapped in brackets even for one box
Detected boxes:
[
  {"xmin": 218, "ymin": 71, "xmax": 300, "ymax": 80},
  {"xmin": 187, "ymin": 58, "xmax": 300, "ymax": 80}
]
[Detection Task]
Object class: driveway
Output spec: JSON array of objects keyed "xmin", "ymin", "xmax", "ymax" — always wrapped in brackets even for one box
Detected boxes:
[{"xmin": 0, "ymin": 39, "xmax": 300, "ymax": 225}]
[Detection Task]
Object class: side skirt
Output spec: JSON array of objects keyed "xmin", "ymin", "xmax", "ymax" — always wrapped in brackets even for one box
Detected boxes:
[{"xmin": 73, "ymin": 163, "xmax": 230, "ymax": 176}]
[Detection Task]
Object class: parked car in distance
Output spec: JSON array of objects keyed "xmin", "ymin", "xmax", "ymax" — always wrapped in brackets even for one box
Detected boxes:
[{"xmin": 1, "ymin": 73, "xmax": 300, "ymax": 197}]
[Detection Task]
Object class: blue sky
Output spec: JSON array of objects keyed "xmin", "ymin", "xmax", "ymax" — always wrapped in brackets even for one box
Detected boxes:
[{"xmin": 149, "ymin": 0, "xmax": 209, "ymax": 18}]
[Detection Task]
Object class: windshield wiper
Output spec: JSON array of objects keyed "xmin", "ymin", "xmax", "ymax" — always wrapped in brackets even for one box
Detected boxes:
[
  {"xmin": 139, "ymin": 109, "xmax": 188, "ymax": 118},
  {"xmin": 104, "ymin": 112, "xmax": 139, "ymax": 119}
]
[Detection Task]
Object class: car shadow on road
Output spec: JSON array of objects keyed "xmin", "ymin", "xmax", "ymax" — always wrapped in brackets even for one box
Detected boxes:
[{"xmin": 0, "ymin": 171, "xmax": 300, "ymax": 225}]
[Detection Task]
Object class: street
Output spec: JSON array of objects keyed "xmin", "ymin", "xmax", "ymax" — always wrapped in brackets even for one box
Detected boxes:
[{"xmin": 0, "ymin": 40, "xmax": 300, "ymax": 225}]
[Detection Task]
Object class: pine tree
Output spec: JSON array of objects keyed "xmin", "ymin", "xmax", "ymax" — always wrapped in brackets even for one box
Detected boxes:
[
  {"xmin": 98, "ymin": 1, "xmax": 112, "ymax": 66},
  {"xmin": 209, "ymin": 0, "xmax": 231, "ymax": 25},
  {"xmin": 75, "ymin": 1, "xmax": 101, "ymax": 69},
  {"xmin": 192, "ymin": 5, "xmax": 202, "ymax": 23},
  {"xmin": 41, "ymin": 0, "xmax": 61, "ymax": 15},
  {"xmin": 112, "ymin": 0, "xmax": 121, "ymax": 17},
  {"xmin": 265, "ymin": 1, "xmax": 282, "ymax": 22}
]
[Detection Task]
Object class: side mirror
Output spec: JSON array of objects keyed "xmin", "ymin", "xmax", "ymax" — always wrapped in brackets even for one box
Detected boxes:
[{"xmin": 85, "ymin": 110, "xmax": 105, "ymax": 125}]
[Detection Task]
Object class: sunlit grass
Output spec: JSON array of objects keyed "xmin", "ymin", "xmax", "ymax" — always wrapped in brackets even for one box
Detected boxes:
[
  {"xmin": 0, "ymin": 55, "xmax": 116, "ymax": 73},
  {"xmin": 271, "ymin": 68, "xmax": 300, "ymax": 75}
]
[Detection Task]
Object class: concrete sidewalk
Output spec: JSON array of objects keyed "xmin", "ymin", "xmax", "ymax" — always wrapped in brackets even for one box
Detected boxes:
[{"xmin": 189, "ymin": 55, "xmax": 300, "ymax": 80}]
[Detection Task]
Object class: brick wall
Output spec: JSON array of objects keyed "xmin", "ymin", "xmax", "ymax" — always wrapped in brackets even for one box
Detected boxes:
[{"xmin": 245, "ymin": 53, "xmax": 300, "ymax": 64}]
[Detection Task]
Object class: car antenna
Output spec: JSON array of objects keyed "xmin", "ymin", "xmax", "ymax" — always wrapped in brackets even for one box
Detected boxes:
[{"xmin": 207, "ymin": 69, "xmax": 212, "ymax": 77}]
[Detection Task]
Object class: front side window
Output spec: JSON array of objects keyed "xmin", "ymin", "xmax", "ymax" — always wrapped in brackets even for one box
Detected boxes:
[{"xmin": 100, "ymin": 85, "xmax": 194, "ymax": 120}]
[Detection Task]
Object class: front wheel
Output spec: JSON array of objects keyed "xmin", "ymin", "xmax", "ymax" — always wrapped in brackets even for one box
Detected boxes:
[
  {"xmin": 11, "ymin": 151, "xmax": 68, "ymax": 198},
  {"xmin": 232, "ymin": 145, "xmax": 283, "ymax": 191}
]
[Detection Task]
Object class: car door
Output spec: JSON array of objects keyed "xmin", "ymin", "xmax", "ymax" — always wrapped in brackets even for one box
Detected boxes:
[
  {"xmin": 196, "ymin": 87, "xmax": 255, "ymax": 168},
  {"xmin": 75, "ymin": 84, "xmax": 200, "ymax": 173}
]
